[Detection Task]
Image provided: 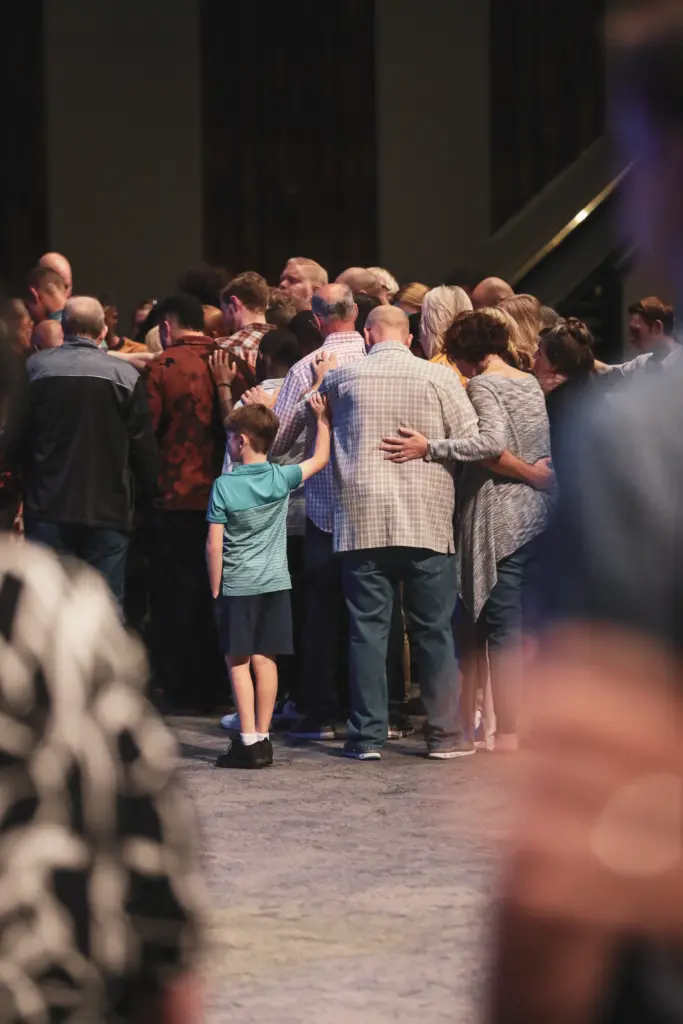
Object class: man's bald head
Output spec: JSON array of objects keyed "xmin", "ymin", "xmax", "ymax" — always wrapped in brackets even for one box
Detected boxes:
[
  {"xmin": 63, "ymin": 296, "xmax": 106, "ymax": 341},
  {"xmin": 472, "ymin": 277, "xmax": 514, "ymax": 309},
  {"xmin": 32, "ymin": 319, "xmax": 64, "ymax": 351},
  {"xmin": 336, "ymin": 267, "xmax": 382, "ymax": 298},
  {"xmin": 365, "ymin": 304, "xmax": 411, "ymax": 348},
  {"xmin": 39, "ymin": 252, "xmax": 73, "ymax": 296},
  {"xmin": 311, "ymin": 284, "xmax": 357, "ymax": 333}
]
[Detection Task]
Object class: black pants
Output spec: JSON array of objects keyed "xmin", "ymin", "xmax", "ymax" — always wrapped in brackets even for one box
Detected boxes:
[
  {"xmin": 301, "ymin": 520, "xmax": 408, "ymax": 718},
  {"xmin": 277, "ymin": 534, "xmax": 305, "ymax": 702},
  {"xmin": 123, "ymin": 520, "xmax": 153, "ymax": 639},
  {"xmin": 301, "ymin": 519, "xmax": 349, "ymax": 717},
  {"xmin": 149, "ymin": 510, "xmax": 223, "ymax": 712}
]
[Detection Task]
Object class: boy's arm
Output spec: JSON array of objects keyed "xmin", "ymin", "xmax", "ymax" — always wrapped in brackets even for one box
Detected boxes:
[
  {"xmin": 299, "ymin": 394, "xmax": 331, "ymax": 482},
  {"xmin": 206, "ymin": 523, "xmax": 224, "ymax": 599}
]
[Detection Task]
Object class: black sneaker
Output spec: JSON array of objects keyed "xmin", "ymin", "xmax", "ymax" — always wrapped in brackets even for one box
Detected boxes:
[
  {"xmin": 342, "ymin": 741, "xmax": 382, "ymax": 761},
  {"xmin": 427, "ymin": 738, "xmax": 476, "ymax": 760},
  {"xmin": 261, "ymin": 737, "xmax": 274, "ymax": 766},
  {"xmin": 215, "ymin": 736, "xmax": 268, "ymax": 769},
  {"xmin": 287, "ymin": 716, "xmax": 337, "ymax": 740},
  {"xmin": 388, "ymin": 709, "xmax": 415, "ymax": 739}
]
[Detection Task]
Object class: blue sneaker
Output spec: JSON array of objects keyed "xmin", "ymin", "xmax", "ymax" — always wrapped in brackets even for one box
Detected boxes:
[{"xmin": 343, "ymin": 742, "xmax": 382, "ymax": 761}]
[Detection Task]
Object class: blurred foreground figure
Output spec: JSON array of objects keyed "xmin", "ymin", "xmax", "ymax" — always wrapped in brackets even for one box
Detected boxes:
[
  {"xmin": 0, "ymin": 323, "xmax": 204, "ymax": 1022},
  {"xmin": 490, "ymin": 5, "xmax": 683, "ymax": 1022}
]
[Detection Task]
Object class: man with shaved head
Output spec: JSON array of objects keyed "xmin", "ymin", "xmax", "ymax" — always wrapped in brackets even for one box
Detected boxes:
[
  {"xmin": 18, "ymin": 295, "xmax": 158, "ymax": 603},
  {"xmin": 38, "ymin": 251, "xmax": 73, "ymax": 297},
  {"xmin": 471, "ymin": 276, "xmax": 514, "ymax": 309},
  {"xmin": 244, "ymin": 282, "xmax": 366, "ymax": 738},
  {"xmin": 313, "ymin": 301, "xmax": 479, "ymax": 760}
]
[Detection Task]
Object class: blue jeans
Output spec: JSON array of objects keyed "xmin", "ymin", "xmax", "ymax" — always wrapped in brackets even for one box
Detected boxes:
[
  {"xmin": 342, "ymin": 547, "xmax": 460, "ymax": 749},
  {"xmin": 26, "ymin": 520, "xmax": 129, "ymax": 607},
  {"xmin": 482, "ymin": 538, "xmax": 539, "ymax": 734}
]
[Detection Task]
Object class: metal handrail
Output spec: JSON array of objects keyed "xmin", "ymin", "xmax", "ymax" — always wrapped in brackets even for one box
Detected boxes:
[{"xmin": 510, "ymin": 165, "xmax": 632, "ymax": 286}]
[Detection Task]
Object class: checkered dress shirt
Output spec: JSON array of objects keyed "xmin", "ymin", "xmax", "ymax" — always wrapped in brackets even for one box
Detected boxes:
[
  {"xmin": 320, "ymin": 342, "xmax": 478, "ymax": 553},
  {"xmin": 271, "ymin": 331, "xmax": 366, "ymax": 532},
  {"xmin": 218, "ymin": 322, "xmax": 273, "ymax": 371}
]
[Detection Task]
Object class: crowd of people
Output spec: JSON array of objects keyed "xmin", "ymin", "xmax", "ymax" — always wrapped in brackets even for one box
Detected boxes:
[
  {"xmin": 2, "ymin": 4, "xmax": 683, "ymax": 1020},
  {"xmin": 0, "ymin": 247, "xmax": 677, "ymax": 770}
]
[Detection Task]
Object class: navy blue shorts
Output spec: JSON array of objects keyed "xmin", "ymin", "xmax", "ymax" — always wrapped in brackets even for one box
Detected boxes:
[{"xmin": 215, "ymin": 590, "xmax": 293, "ymax": 657}]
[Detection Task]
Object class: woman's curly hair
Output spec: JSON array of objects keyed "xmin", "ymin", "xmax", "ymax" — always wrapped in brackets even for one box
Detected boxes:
[{"xmin": 445, "ymin": 309, "xmax": 521, "ymax": 368}]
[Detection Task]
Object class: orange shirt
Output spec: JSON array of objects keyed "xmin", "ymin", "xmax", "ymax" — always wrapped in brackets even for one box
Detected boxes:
[{"xmin": 430, "ymin": 350, "xmax": 468, "ymax": 389}]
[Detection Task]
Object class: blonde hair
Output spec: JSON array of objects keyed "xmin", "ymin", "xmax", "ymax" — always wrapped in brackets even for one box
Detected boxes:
[
  {"xmin": 368, "ymin": 266, "xmax": 399, "ymax": 299},
  {"xmin": 419, "ymin": 286, "xmax": 473, "ymax": 359},
  {"xmin": 477, "ymin": 306, "xmax": 524, "ymax": 368},
  {"xmin": 499, "ymin": 294, "xmax": 542, "ymax": 370},
  {"xmin": 395, "ymin": 281, "xmax": 429, "ymax": 310},
  {"xmin": 286, "ymin": 257, "xmax": 329, "ymax": 288}
]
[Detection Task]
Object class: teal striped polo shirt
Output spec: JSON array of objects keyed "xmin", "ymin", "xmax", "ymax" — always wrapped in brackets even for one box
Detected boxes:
[{"xmin": 207, "ymin": 462, "xmax": 303, "ymax": 596}]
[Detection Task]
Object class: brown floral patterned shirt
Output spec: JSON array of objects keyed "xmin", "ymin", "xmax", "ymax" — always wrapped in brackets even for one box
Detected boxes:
[{"xmin": 144, "ymin": 334, "xmax": 225, "ymax": 511}]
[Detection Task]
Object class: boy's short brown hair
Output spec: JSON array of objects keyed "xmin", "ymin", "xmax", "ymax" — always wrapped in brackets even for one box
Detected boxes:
[{"xmin": 225, "ymin": 404, "xmax": 279, "ymax": 454}]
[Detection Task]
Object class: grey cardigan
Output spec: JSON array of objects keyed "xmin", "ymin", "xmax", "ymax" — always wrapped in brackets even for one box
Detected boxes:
[{"xmin": 428, "ymin": 373, "xmax": 552, "ymax": 618}]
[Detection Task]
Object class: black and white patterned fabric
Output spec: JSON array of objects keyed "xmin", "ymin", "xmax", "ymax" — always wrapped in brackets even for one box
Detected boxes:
[{"xmin": 0, "ymin": 538, "xmax": 204, "ymax": 1022}]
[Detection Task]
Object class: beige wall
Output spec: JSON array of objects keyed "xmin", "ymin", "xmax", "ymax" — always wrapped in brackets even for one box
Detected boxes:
[{"xmin": 43, "ymin": 0, "xmax": 202, "ymax": 326}]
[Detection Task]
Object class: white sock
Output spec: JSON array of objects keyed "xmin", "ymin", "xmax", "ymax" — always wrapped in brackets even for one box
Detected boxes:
[
  {"xmin": 241, "ymin": 733, "xmax": 258, "ymax": 746},
  {"xmin": 257, "ymin": 732, "xmax": 269, "ymax": 741}
]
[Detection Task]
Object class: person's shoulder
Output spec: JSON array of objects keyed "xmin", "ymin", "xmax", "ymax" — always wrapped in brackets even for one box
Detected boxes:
[
  {"xmin": 26, "ymin": 348, "xmax": 60, "ymax": 377},
  {"xmin": 208, "ymin": 472, "xmax": 234, "ymax": 513},
  {"xmin": 285, "ymin": 349, "xmax": 316, "ymax": 379},
  {"xmin": 103, "ymin": 352, "xmax": 140, "ymax": 388},
  {"xmin": 211, "ymin": 472, "xmax": 233, "ymax": 495},
  {"xmin": 271, "ymin": 461, "xmax": 302, "ymax": 487},
  {"xmin": 419, "ymin": 358, "xmax": 468, "ymax": 391}
]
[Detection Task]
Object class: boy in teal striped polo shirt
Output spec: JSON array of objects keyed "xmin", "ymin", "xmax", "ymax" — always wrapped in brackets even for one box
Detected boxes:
[{"xmin": 207, "ymin": 396, "xmax": 330, "ymax": 769}]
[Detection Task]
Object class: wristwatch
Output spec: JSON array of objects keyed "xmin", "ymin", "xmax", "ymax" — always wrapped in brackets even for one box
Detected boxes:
[{"xmin": 302, "ymin": 388, "xmax": 317, "ymax": 403}]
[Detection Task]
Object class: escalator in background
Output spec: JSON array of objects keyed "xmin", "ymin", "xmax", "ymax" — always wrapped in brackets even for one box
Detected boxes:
[{"xmin": 510, "ymin": 166, "xmax": 634, "ymax": 364}]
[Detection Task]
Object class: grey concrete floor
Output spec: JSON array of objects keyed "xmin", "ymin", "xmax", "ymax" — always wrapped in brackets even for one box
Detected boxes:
[{"xmin": 172, "ymin": 716, "xmax": 519, "ymax": 1024}]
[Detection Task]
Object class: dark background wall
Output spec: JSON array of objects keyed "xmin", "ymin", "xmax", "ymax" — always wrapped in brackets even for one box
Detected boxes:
[
  {"xmin": 375, "ymin": 0, "xmax": 490, "ymax": 285},
  {"xmin": 201, "ymin": 0, "xmax": 377, "ymax": 284},
  {"xmin": 43, "ymin": 0, "xmax": 202, "ymax": 322},
  {"xmin": 0, "ymin": 1, "xmax": 47, "ymax": 292},
  {"xmin": 490, "ymin": 0, "xmax": 606, "ymax": 230},
  {"xmin": 0, "ymin": 0, "xmax": 627, "ymax": 327}
]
